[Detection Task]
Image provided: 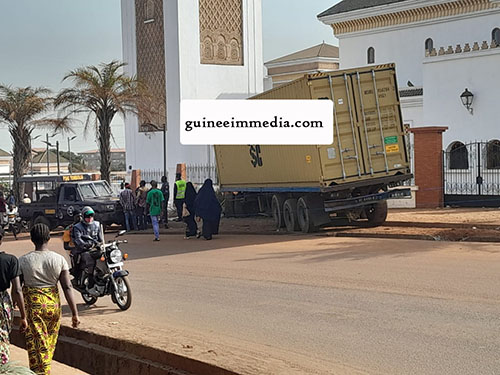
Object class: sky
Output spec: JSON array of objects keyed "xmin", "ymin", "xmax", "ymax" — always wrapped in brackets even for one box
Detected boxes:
[{"xmin": 0, "ymin": 0, "xmax": 340, "ymax": 154}]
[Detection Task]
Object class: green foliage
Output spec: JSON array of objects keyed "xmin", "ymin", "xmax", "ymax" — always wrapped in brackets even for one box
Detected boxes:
[
  {"xmin": 55, "ymin": 60, "xmax": 154, "ymax": 182},
  {"xmin": 0, "ymin": 85, "xmax": 72, "ymax": 200},
  {"xmin": 59, "ymin": 151, "xmax": 86, "ymax": 172}
]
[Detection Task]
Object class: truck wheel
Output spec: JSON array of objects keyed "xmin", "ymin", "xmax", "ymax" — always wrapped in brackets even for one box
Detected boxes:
[
  {"xmin": 283, "ymin": 199, "xmax": 299, "ymax": 232},
  {"xmin": 297, "ymin": 196, "xmax": 318, "ymax": 233},
  {"xmin": 33, "ymin": 215, "xmax": 51, "ymax": 229},
  {"xmin": 271, "ymin": 194, "xmax": 286, "ymax": 229},
  {"xmin": 365, "ymin": 201, "xmax": 388, "ymax": 226}
]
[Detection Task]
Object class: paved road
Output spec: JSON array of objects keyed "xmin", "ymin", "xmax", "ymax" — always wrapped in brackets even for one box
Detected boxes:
[{"xmin": 3, "ymin": 232, "xmax": 500, "ymax": 374}]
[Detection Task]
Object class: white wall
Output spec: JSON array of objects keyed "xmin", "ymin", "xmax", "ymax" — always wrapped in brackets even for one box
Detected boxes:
[
  {"xmin": 400, "ymin": 97, "xmax": 424, "ymax": 128},
  {"xmin": 423, "ymin": 47, "xmax": 500, "ymax": 148},
  {"xmin": 338, "ymin": 12, "xmax": 500, "ymax": 87}
]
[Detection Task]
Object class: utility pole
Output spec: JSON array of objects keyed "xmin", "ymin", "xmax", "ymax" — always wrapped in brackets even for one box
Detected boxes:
[
  {"xmin": 163, "ymin": 124, "xmax": 167, "ymax": 179},
  {"xmin": 56, "ymin": 140, "xmax": 60, "ymax": 175},
  {"xmin": 46, "ymin": 133, "xmax": 50, "ymax": 175},
  {"xmin": 31, "ymin": 135, "xmax": 41, "ymax": 175},
  {"xmin": 68, "ymin": 136, "xmax": 76, "ymax": 174}
]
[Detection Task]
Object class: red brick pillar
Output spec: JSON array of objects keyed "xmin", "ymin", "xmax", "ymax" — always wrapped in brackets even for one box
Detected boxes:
[
  {"xmin": 130, "ymin": 170, "xmax": 141, "ymax": 191},
  {"xmin": 409, "ymin": 126, "xmax": 448, "ymax": 208},
  {"xmin": 176, "ymin": 163, "xmax": 186, "ymax": 180}
]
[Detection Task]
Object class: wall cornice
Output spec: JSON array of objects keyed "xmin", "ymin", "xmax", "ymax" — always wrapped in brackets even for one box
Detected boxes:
[
  {"xmin": 321, "ymin": 0, "xmax": 499, "ymax": 36},
  {"xmin": 265, "ymin": 56, "xmax": 340, "ymax": 69},
  {"xmin": 423, "ymin": 40, "xmax": 500, "ymax": 63}
]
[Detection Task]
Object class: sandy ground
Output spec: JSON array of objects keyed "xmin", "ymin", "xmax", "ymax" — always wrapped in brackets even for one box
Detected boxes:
[
  {"xmin": 161, "ymin": 207, "xmax": 500, "ymax": 242},
  {"xmin": 3, "ymin": 208, "xmax": 500, "ymax": 375},
  {"xmin": 9, "ymin": 344, "xmax": 88, "ymax": 374}
]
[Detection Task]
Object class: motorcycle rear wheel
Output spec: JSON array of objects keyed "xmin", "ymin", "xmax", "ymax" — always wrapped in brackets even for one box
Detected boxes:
[
  {"xmin": 81, "ymin": 293, "xmax": 98, "ymax": 305},
  {"xmin": 80, "ymin": 275, "xmax": 98, "ymax": 305},
  {"xmin": 113, "ymin": 276, "xmax": 132, "ymax": 311}
]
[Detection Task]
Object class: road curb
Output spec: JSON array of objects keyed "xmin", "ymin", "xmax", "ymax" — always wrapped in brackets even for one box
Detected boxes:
[
  {"xmin": 320, "ymin": 231, "xmax": 500, "ymax": 243},
  {"xmin": 10, "ymin": 323, "xmax": 238, "ymax": 375}
]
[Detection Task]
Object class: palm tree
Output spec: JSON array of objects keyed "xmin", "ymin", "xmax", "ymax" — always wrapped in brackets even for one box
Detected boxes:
[
  {"xmin": 55, "ymin": 60, "xmax": 153, "ymax": 183},
  {"xmin": 0, "ymin": 86, "xmax": 70, "ymax": 200}
]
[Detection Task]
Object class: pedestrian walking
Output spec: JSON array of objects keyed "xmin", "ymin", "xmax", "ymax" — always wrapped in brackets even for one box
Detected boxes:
[
  {"xmin": 160, "ymin": 176, "xmax": 170, "ymax": 228},
  {"xmin": 194, "ymin": 179, "xmax": 222, "ymax": 240},
  {"xmin": 0, "ymin": 227, "xmax": 27, "ymax": 364},
  {"xmin": 120, "ymin": 183, "xmax": 138, "ymax": 232},
  {"xmin": 146, "ymin": 180, "xmax": 164, "ymax": 242},
  {"xmin": 173, "ymin": 173, "xmax": 186, "ymax": 222},
  {"xmin": 135, "ymin": 180, "xmax": 148, "ymax": 230},
  {"xmin": 183, "ymin": 182, "xmax": 198, "ymax": 238},
  {"xmin": 19, "ymin": 224, "xmax": 80, "ymax": 375}
]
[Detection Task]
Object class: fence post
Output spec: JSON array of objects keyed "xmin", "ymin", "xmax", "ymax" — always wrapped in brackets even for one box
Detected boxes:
[
  {"xmin": 409, "ymin": 126, "xmax": 448, "ymax": 208},
  {"xmin": 131, "ymin": 170, "xmax": 141, "ymax": 191}
]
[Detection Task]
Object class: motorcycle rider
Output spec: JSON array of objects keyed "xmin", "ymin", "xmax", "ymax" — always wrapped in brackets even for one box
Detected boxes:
[
  {"xmin": 63, "ymin": 211, "xmax": 82, "ymax": 252},
  {"xmin": 72, "ymin": 206, "xmax": 102, "ymax": 297}
]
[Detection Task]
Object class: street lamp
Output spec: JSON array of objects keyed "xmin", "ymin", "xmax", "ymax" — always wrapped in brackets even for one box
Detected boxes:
[
  {"xmin": 30, "ymin": 135, "xmax": 41, "ymax": 175},
  {"xmin": 42, "ymin": 133, "xmax": 59, "ymax": 175},
  {"xmin": 460, "ymin": 88, "xmax": 474, "ymax": 115},
  {"xmin": 68, "ymin": 136, "xmax": 77, "ymax": 174}
]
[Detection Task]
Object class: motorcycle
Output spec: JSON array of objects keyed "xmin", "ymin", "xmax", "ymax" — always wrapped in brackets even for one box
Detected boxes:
[
  {"xmin": 1, "ymin": 206, "xmax": 21, "ymax": 240},
  {"xmin": 70, "ymin": 230, "xmax": 132, "ymax": 311}
]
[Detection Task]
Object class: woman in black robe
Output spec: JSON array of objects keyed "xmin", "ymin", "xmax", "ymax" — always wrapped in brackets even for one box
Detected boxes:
[
  {"xmin": 183, "ymin": 182, "xmax": 198, "ymax": 238},
  {"xmin": 194, "ymin": 179, "xmax": 222, "ymax": 240}
]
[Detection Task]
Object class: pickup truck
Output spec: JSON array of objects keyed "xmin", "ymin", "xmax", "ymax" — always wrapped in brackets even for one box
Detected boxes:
[{"xmin": 18, "ymin": 174, "xmax": 123, "ymax": 230}]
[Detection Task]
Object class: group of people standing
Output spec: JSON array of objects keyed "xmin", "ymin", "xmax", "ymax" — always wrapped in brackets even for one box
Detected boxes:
[
  {"xmin": 119, "ymin": 174, "xmax": 222, "ymax": 241},
  {"xmin": 119, "ymin": 176, "xmax": 171, "ymax": 234},
  {"xmin": 0, "ymin": 224, "xmax": 79, "ymax": 374}
]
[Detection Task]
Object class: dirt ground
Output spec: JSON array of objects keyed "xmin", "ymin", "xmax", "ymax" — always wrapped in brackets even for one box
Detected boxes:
[{"xmin": 184, "ymin": 207, "xmax": 500, "ymax": 242}]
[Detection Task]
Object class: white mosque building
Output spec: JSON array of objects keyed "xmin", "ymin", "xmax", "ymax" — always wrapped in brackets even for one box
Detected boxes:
[{"xmin": 121, "ymin": 0, "xmax": 263, "ymax": 181}]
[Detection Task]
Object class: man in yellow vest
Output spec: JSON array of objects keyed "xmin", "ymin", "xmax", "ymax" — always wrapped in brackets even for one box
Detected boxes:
[{"xmin": 173, "ymin": 173, "xmax": 186, "ymax": 222}]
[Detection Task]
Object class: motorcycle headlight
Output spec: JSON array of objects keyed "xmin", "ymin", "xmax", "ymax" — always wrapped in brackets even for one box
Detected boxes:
[
  {"xmin": 106, "ymin": 204, "xmax": 115, "ymax": 211},
  {"xmin": 109, "ymin": 249, "xmax": 123, "ymax": 263}
]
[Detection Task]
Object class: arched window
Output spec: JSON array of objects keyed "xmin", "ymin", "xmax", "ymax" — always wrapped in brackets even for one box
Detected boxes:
[
  {"xmin": 487, "ymin": 140, "xmax": 500, "ymax": 169},
  {"xmin": 425, "ymin": 38, "xmax": 433, "ymax": 54},
  {"xmin": 367, "ymin": 47, "xmax": 375, "ymax": 64},
  {"xmin": 449, "ymin": 141, "xmax": 469, "ymax": 170},
  {"xmin": 492, "ymin": 28, "xmax": 500, "ymax": 44}
]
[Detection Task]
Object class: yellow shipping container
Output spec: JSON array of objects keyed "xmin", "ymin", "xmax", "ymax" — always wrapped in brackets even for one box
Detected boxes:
[{"xmin": 215, "ymin": 64, "xmax": 412, "ymax": 232}]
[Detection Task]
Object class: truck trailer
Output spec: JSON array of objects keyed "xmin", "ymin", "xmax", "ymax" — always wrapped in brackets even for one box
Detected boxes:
[{"xmin": 214, "ymin": 63, "xmax": 412, "ymax": 233}]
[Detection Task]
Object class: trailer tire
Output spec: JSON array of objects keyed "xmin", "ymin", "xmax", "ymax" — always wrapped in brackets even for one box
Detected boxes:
[
  {"xmin": 271, "ymin": 194, "xmax": 287, "ymax": 229},
  {"xmin": 283, "ymin": 199, "xmax": 299, "ymax": 232},
  {"xmin": 297, "ymin": 196, "xmax": 318, "ymax": 233},
  {"xmin": 365, "ymin": 201, "xmax": 388, "ymax": 226}
]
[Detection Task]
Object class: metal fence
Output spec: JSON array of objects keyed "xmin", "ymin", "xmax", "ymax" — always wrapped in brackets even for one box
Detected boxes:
[
  {"xmin": 186, "ymin": 164, "xmax": 218, "ymax": 185},
  {"xmin": 141, "ymin": 169, "xmax": 166, "ymax": 185},
  {"xmin": 399, "ymin": 132, "xmax": 415, "ymax": 186}
]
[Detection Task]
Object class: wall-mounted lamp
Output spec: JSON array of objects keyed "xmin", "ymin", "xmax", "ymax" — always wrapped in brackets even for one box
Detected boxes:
[{"xmin": 460, "ymin": 88, "xmax": 474, "ymax": 115}]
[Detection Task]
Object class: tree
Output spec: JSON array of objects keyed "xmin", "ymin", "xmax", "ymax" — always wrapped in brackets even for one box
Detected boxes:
[
  {"xmin": 55, "ymin": 61, "xmax": 153, "ymax": 182},
  {"xmin": 0, "ymin": 86, "xmax": 70, "ymax": 200}
]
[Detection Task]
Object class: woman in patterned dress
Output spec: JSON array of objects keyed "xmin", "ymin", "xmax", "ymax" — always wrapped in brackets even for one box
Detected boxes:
[
  {"xmin": 0, "ymin": 227, "xmax": 27, "ymax": 364},
  {"xmin": 19, "ymin": 224, "xmax": 80, "ymax": 375}
]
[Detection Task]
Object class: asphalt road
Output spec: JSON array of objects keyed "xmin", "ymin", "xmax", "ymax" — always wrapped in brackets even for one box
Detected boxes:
[{"xmin": 3, "ymin": 232, "xmax": 500, "ymax": 374}]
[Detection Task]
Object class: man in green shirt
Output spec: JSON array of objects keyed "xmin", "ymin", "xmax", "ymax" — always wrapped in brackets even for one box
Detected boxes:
[{"xmin": 146, "ymin": 180, "xmax": 164, "ymax": 241}]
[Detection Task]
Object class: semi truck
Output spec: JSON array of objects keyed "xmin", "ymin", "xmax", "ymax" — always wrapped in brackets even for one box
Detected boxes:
[{"xmin": 214, "ymin": 63, "xmax": 412, "ymax": 233}]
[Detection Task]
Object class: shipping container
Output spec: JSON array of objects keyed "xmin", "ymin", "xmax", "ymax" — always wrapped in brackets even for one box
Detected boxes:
[{"xmin": 215, "ymin": 64, "xmax": 412, "ymax": 232}]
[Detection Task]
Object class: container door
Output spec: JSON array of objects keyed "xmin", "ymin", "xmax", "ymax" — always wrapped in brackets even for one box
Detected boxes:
[
  {"xmin": 309, "ymin": 74, "xmax": 365, "ymax": 184},
  {"xmin": 351, "ymin": 68, "xmax": 409, "ymax": 177}
]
